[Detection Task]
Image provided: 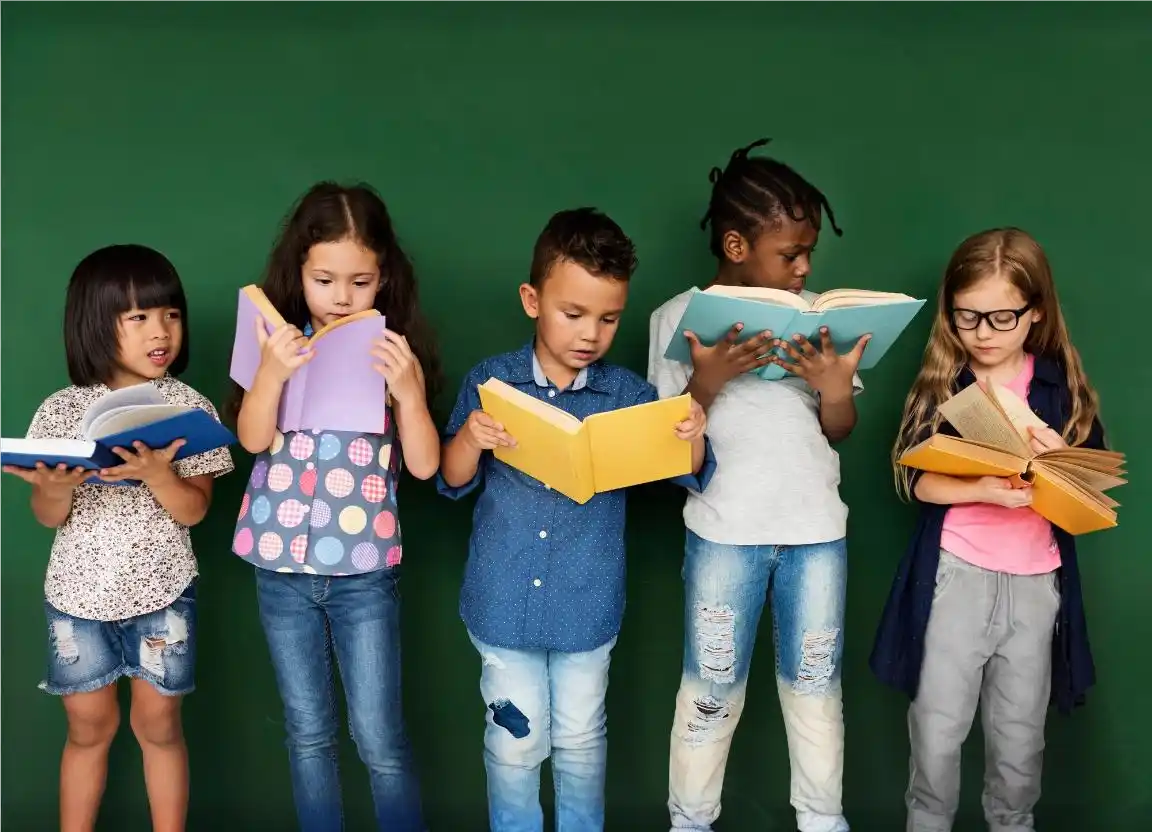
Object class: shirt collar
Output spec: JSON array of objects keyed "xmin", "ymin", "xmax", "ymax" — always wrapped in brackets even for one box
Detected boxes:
[
  {"xmin": 508, "ymin": 340, "xmax": 608, "ymax": 393},
  {"xmin": 958, "ymin": 352, "xmax": 1063, "ymax": 389}
]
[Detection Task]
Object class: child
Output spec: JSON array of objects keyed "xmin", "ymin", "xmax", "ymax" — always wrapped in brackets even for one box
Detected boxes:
[
  {"xmin": 231, "ymin": 182, "xmax": 439, "ymax": 831},
  {"xmin": 871, "ymin": 228, "xmax": 1107, "ymax": 831},
  {"xmin": 647, "ymin": 139, "xmax": 868, "ymax": 832},
  {"xmin": 437, "ymin": 207, "xmax": 712, "ymax": 831},
  {"xmin": 3, "ymin": 244, "xmax": 234, "ymax": 832}
]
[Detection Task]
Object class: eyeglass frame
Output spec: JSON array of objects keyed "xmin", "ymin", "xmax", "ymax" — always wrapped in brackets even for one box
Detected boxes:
[{"xmin": 949, "ymin": 304, "xmax": 1034, "ymax": 333}]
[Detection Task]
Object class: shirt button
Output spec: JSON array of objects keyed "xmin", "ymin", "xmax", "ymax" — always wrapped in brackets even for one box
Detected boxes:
[
  {"xmin": 533, "ymin": 578, "xmax": 542, "ymax": 587},
  {"xmin": 539, "ymin": 530, "xmax": 548, "ymax": 539},
  {"xmin": 547, "ymin": 389, "xmax": 556, "ymax": 398}
]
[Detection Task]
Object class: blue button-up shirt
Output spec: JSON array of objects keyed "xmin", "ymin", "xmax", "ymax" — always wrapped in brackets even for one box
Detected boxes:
[{"xmin": 437, "ymin": 341, "xmax": 716, "ymax": 653}]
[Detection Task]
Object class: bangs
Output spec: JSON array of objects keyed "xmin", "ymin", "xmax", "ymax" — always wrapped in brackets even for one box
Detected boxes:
[{"xmin": 121, "ymin": 270, "xmax": 187, "ymax": 314}]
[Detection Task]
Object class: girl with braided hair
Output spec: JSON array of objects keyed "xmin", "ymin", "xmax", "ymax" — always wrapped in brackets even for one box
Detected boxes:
[{"xmin": 648, "ymin": 139, "xmax": 868, "ymax": 832}]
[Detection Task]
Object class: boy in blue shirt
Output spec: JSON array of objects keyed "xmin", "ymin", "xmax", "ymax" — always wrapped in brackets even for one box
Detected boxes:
[{"xmin": 438, "ymin": 207, "xmax": 714, "ymax": 831}]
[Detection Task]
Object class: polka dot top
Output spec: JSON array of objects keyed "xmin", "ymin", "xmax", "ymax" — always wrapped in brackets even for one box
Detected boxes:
[{"xmin": 231, "ymin": 409, "xmax": 402, "ymax": 576}]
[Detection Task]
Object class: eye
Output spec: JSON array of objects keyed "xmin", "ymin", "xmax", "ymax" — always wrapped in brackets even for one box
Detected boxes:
[
  {"xmin": 166, "ymin": 310, "xmax": 182, "ymax": 320},
  {"xmin": 991, "ymin": 311, "xmax": 1018, "ymax": 326},
  {"xmin": 954, "ymin": 310, "xmax": 979, "ymax": 326},
  {"xmin": 353, "ymin": 281, "xmax": 372, "ymax": 288},
  {"xmin": 563, "ymin": 312, "xmax": 581, "ymax": 320},
  {"xmin": 601, "ymin": 316, "xmax": 619, "ymax": 325},
  {"xmin": 313, "ymin": 276, "xmax": 332, "ymax": 286}
]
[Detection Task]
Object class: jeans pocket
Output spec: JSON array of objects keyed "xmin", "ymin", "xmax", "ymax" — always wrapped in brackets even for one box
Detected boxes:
[
  {"xmin": 1043, "ymin": 570, "xmax": 1062, "ymax": 607},
  {"xmin": 933, "ymin": 553, "xmax": 957, "ymax": 601}
]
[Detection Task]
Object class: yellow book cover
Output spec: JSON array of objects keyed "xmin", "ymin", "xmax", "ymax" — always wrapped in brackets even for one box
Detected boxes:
[
  {"xmin": 898, "ymin": 383, "xmax": 1127, "ymax": 535},
  {"xmin": 476, "ymin": 377, "xmax": 694, "ymax": 504}
]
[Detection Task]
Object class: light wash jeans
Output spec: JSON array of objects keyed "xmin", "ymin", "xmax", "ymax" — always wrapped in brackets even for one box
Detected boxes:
[
  {"xmin": 468, "ymin": 630, "xmax": 616, "ymax": 832},
  {"xmin": 669, "ymin": 531, "xmax": 849, "ymax": 832},
  {"xmin": 906, "ymin": 551, "xmax": 1060, "ymax": 832},
  {"xmin": 255, "ymin": 568, "xmax": 425, "ymax": 832}
]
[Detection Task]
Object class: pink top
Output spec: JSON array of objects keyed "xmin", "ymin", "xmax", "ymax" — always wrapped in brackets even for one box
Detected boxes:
[{"xmin": 940, "ymin": 354, "xmax": 1061, "ymax": 576}]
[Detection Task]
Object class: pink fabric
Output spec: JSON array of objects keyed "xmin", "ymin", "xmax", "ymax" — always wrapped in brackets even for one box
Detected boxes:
[{"xmin": 941, "ymin": 354, "xmax": 1060, "ymax": 575}]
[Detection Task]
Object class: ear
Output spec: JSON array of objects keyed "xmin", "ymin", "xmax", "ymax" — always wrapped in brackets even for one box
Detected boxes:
[
  {"xmin": 1030, "ymin": 307, "xmax": 1043, "ymax": 324},
  {"xmin": 722, "ymin": 230, "xmax": 750, "ymax": 264},
  {"xmin": 519, "ymin": 283, "xmax": 540, "ymax": 320}
]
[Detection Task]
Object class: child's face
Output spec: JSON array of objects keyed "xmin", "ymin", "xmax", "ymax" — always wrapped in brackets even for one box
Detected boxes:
[
  {"xmin": 951, "ymin": 274, "xmax": 1041, "ymax": 373},
  {"xmin": 727, "ymin": 214, "xmax": 820, "ymax": 293},
  {"xmin": 301, "ymin": 238, "xmax": 381, "ymax": 330},
  {"xmin": 519, "ymin": 260, "xmax": 628, "ymax": 385},
  {"xmin": 112, "ymin": 306, "xmax": 184, "ymax": 388}
]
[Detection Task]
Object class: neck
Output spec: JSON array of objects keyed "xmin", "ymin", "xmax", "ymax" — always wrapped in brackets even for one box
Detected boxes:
[
  {"xmin": 970, "ymin": 350, "xmax": 1028, "ymax": 387},
  {"xmin": 533, "ymin": 339, "xmax": 578, "ymax": 390},
  {"xmin": 710, "ymin": 263, "xmax": 742, "ymax": 288}
]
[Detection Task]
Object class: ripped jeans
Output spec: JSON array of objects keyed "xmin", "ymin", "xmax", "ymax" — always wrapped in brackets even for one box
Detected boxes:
[
  {"xmin": 40, "ymin": 582, "xmax": 197, "ymax": 697},
  {"xmin": 467, "ymin": 630, "xmax": 616, "ymax": 832},
  {"xmin": 669, "ymin": 532, "xmax": 849, "ymax": 832}
]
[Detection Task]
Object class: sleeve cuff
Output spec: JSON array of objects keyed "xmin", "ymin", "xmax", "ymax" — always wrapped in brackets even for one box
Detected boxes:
[{"xmin": 669, "ymin": 436, "xmax": 716, "ymax": 494}]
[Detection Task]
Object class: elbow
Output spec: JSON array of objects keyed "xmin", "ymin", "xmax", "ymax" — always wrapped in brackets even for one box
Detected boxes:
[
  {"xmin": 408, "ymin": 461, "xmax": 439, "ymax": 481},
  {"xmin": 237, "ymin": 430, "xmax": 270, "ymax": 455}
]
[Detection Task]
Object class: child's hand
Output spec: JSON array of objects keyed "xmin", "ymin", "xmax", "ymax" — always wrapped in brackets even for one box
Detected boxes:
[
  {"xmin": 978, "ymin": 476, "xmax": 1034, "ymax": 509},
  {"xmin": 372, "ymin": 330, "xmax": 426, "ymax": 404},
  {"xmin": 463, "ymin": 410, "xmax": 517, "ymax": 451},
  {"xmin": 685, "ymin": 324, "xmax": 775, "ymax": 392},
  {"xmin": 98, "ymin": 440, "xmax": 185, "ymax": 486},
  {"xmin": 675, "ymin": 399, "xmax": 707, "ymax": 442},
  {"xmin": 2, "ymin": 462, "xmax": 91, "ymax": 497},
  {"xmin": 256, "ymin": 317, "xmax": 313, "ymax": 384},
  {"xmin": 1028, "ymin": 425, "xmax": 1067, "ymax": 454},
  {"xmin": 772, "ymin": 327, "xmax": 871, "ymax": 396}
]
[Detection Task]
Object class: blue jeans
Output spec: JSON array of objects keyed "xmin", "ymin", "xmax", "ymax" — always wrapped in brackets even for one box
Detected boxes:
[
  {"xmin": 669, "ymin": 532, "xmax": 849, "ymax": 832},
  {"xmin": 40, "ymin": 583, "xmax": 197, "ymax": 697},
  {"xmin": 255, "ymin": 568, "xmax": 424, "ymax": 832},
  {"xmin": 468, "ymin": 630, "xmax": 616, "ymax": 832}
]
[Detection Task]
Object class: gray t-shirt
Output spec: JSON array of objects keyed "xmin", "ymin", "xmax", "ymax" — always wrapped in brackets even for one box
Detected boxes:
[{"xmin": 647, "ymin": 289, "xmax": 861, "ymax": 546}]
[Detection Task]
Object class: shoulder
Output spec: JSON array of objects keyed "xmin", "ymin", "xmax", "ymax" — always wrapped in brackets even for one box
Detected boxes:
[
  {"xmin": 593, "ymin": 362, "xmax": 654, "ymax": 402},
  {"xmin": 462, "ymin": 346, "xmax": 528, "ymax": 385},
  {"xmin": 158, "ymin": 377, "xmax": 221, "ymax": 415},
  {"xmin": 33, "ymin": 385, "xmax": 97, "ymax": 423},
  {"xmin": 650, "ymin": 289, "xmax": 695, "ymax": 327}
]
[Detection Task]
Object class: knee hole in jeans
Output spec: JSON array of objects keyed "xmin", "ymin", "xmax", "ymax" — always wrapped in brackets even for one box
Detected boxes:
[
  {"xmin": 139, "ymin": 608, "xmax": 191, "ymax": 682},
  {"xmin": 793, "ymin": 628, "xmax": 840, "ymax": 695},
  {"xmin": 682, "ymin": 694, "xmax": 733, "ymax": 747}
]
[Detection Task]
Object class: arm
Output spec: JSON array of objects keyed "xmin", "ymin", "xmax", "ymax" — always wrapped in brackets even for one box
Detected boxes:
[
  {"xmin": 818, "ymin": 387, "xmax": 859, "ymax": 444},
  {"xmin": 914, "ymin": 472, "xmax": 1031, "ymax": 509},
  {"xmin": 435, "ymin": 368, "xmax": 515, "ymax": 497},
  {"xmin": 236, "ymin": 371, "xmax": 285, "ymax": 454},
  {"xmin": 393, "ymin": 398, "xmax": 440, "ymax": 481},
  {"xmin": 773, "ymin": 329, "xmax": 868, "ymax": 444},
  {"xmin": 145, "ymin": 470, "xmax": 215, "ymax": 526},
  {"xmin": 441, "ymin": 430, "xmax": 484, "ymax": 489}
]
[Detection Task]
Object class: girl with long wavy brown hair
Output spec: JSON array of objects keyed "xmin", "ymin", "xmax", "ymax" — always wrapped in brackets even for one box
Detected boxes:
[{"xmin": 873, "ymin": 227, "xmax": 1108, "ymax": 831}]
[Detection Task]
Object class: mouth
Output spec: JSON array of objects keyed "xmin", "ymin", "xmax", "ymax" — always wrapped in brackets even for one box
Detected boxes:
[
  {"xmin": 147, "ymin": 348, "xmax": 171, "ymax": 367},
  {"xmin": 570, "ymin": 349, "xmax": 597, "ymax": 362},
  {"xmin": 787, "ymin": 282, "xmax": 806, "ymax": 294}
]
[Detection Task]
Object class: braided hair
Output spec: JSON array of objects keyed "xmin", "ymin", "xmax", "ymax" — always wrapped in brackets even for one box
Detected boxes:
[{"xmin": 700, "ymin": 138, "xmax": 842, "ymax": 259}]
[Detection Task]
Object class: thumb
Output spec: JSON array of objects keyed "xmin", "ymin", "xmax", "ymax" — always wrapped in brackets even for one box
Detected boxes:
[
  {"xmin": 254, "ymin": 316, "xmax": 268, "ymax": 347},
  {"xmin": 684, "ymin": 330, "xmax": 701, "ymax": 349},
  {"xmin": 851, "ymin": 334, "xmax": 872, "ymax": 360}
]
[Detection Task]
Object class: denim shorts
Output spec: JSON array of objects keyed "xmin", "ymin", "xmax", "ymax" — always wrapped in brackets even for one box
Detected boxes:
[{"xmin": 40, "ymin": 582, "xmax": 198, "ymax": 697}]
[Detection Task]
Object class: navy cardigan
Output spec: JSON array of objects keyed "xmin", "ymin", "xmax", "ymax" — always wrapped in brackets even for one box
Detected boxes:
[{"xmin": 869, "ymin": 354, "xmax": 1107, "ymax": 715}]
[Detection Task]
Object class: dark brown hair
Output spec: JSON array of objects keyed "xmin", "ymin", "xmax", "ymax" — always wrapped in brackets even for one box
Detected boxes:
[{"xmin": 528, "ymin": 207, "xmax": 638, "ymax": 287}]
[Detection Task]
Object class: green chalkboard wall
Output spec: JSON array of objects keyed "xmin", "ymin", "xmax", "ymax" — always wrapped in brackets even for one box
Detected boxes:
[{"xmin": 3, "ymin": 3, "xmax": 1150, "ymax": 829}]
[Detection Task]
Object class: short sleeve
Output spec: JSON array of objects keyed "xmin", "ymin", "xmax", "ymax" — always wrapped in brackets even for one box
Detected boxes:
[
  {"xmin": 25, "ymin": 397, "xmax": 69, "ymax": 441},
  {"xmin": 648, "ymin": 305, "xmax": 692, "ymax": 400},
  {"xmin": 172, "ymin": 397, "xmax": 235, "ymax": 480},
  {"xmin": 436, "ymin": 365, "xmax": 486, "ymax": 500}
]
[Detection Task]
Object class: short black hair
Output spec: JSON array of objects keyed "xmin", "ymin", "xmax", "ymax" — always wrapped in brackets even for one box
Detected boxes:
[
  {"xmin": 528, "ymin": 207, "xmax": 638, "ymax": 287},
  {"xmin": 63, "ymin": 244, "xmax": 190, "ymax": 386},
  {"xmin": 701, "ymin": 138, "xmax": 842, "ymax": 259}
]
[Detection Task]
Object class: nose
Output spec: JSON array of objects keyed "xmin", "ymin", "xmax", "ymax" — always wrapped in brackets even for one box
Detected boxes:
[
  {"xmin": 975, "ymin": 318, "xmax": 996, "ymax": 339},
  {"xmin": 795, "ymin": 255, "xmax": 812, "ymax": 278},
  {"xmin": 334, "ymin": 284, "xmax": 352, "ymax": 307},
  {"xmin": 580, "ymin": 319, "xmax": 600, "ymax": 343}
]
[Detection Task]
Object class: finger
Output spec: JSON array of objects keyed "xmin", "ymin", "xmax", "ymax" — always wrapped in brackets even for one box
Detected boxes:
[
  {"xmin": 473, "ymin": 411, "xmax": 499, "ymax": 428},
  {"xmin": 848, "ymin": 334, "xmax": 872, "ymax": 362},
  {"xmin": 162, "ymin": 439, "xmax": 186, "ymax": 459},
  {"xmin": 381, "ymin": 329, "xmax": 414, "ymax": 356},
  {"xmin": 255, "ymin": 316, "xmax": 269, "ymax": 346},
  {"xmin": 683, "ymin": 330, "xmax": 702, "ymax": 350},
  {"xmin": 98, "ymin": 465, "xmax": 131, "ymax": 480},
  {"xmin": 794, "ymin": 335, "xmax": 819, "ymax": 358},
  {"xmin": 779, "ymin": 339, "xmax": 805, "ymax": 362},
  {"xmin": 111, "ymin": 446, "xmax": 137, "ymax": 463},
  {"xmin": 735, "ymin": 330, "xmax": 774, "ymax": 355},
  {"xmin": 497, "ymin": 432, "xmax": 518, "ymax": 448},
  {"xmin": 819, "ymin": 327, "xmax": 834, "ymax": 354},
  {"xmin": 722, "ymin": 323, "xmax": 745, "ymax": 347},
  {"xmin": 3, "ymin": 466, "xmax": 37, "ymax": 483}
]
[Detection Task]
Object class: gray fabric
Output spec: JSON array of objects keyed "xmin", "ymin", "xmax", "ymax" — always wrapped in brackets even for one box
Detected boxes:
[{"xmin": 906, "ymin": 550, "xmax": 1061, "ymax": 832}]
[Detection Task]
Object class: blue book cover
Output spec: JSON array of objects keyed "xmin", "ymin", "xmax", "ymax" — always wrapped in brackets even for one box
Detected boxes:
[
  {"xmin": 663, "ymin": 286, "xmax": 926, "ymax": 380},
  {"xmin": 2, "ymin": 385, "xmax": 236, "ymax": 486}
]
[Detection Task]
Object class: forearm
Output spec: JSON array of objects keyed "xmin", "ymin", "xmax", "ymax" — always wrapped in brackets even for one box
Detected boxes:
[
  {"xmin": 690, "ymin": 435, "xmax": 706, "ymax": 474},
  {"xmin": 440, "ymin": 433, "xmax": 483, "ymax": 488},
  {"xmin": 236, "ymin": 372, "xmax": 285, "ymax": 454},
  {"xmin": 31, "ymin": 487, "xmax": 74, "ymax": 528},
  {"xmin": 684, "ymin": 375, "xmax": 723, "ymax": 413},
  {"xmin": 394, "ymin": 398, "xmax": 440, "ymax": 480},
  {"xmin": 914, "ymin": 473, "xmax": 990, "ymax": 506},
  {"xmin": 819, "ymin": 390, "xmax": 858, "ymax": 444},
  {"xmin": 147, "ymin": 471, "xmax": 210, "ymax": 526}
]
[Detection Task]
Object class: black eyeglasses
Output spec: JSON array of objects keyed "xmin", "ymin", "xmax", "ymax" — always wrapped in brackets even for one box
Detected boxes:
[{"xmin": 950, "ymin": 305, "xmax": 1033, "ymax": 332}]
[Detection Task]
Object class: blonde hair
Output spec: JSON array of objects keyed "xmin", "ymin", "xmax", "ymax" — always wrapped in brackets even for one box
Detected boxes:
[{"xmin": 892, "ymin": 227, "xmax": 1101, "ymax": 500}]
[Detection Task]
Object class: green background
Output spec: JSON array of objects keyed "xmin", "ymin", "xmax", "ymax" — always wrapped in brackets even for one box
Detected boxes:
[{"xmin": 3, "ymin": 3, "xmax": 1149, "ymax": 829}]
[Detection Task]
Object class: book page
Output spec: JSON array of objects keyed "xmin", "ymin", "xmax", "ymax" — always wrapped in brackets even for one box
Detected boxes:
[
  {"xmin": 987, "ymin": 385, "xmax": 1048, "ymax": 440},
  {"xmin": 88, "ymin": 404, "xmax": 192, "ymax": 440},
  {"xmin": 1028, "ymin": 465, "xmax": 1118, "ymax": 534},
  {"xmin": 703, "ymin": 284, "xmax": 811, "ymax": 311},
  {"xmin": 1036, "ymin": 460, "xmax": 1127, "ymax": 492},
  {"xmin": 585, "ymin": 394, "xmax": 693, "ymax": 493},
  {"xmin": 810, "ymin": 288, "xmax": 916, "ymax": 311},
  {"xmin": 938, "ymin": 384, "xmax": 1032, "ymax": 458},
  {"xmin": 80, "ymin": 383, "xmax": 167, "ymax": 437}
]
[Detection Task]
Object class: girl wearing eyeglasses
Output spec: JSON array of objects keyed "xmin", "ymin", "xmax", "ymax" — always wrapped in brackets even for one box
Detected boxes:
[{"xmin": 870, "ymin": 227, "xmax": 1108, "ymax": 831}]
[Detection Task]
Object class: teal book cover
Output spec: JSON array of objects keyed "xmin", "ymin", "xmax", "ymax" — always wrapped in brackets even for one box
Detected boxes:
[{"xmin": 662, "ymin": 287, "xmax": 926, "ymax": 380}]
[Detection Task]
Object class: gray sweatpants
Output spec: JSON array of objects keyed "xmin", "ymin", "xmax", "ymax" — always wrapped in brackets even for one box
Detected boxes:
[{"xmin": 906, "ymin": 550, "xmax": 1062, "ymax": 832}]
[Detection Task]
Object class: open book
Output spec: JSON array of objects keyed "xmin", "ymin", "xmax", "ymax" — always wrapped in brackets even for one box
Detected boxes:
[
  {"xmin": 897, "ymin": 382, "xmax": 1126, "ymax": 534},
  {"xmin": 1, "ymin": 383, "xmax": 236, "ymax": 486},
  {"xmin": 663, "ymin": 285, "xmax": 926, "ymax": 381},
  {"xmin": 476, "ymin": 378, "xmax": 694, "ymax": 504},
  {"xmin": 229, "ymin": 285, "xmax": 390, "ymax": 434}
]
